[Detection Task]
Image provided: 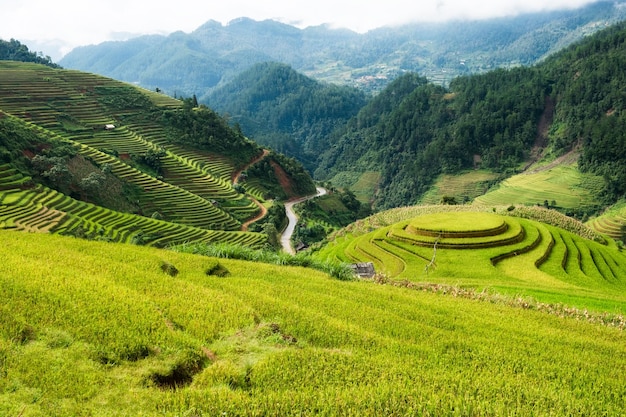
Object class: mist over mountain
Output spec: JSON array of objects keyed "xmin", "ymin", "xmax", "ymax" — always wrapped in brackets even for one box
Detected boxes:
[{"xmin": 60, "ymin": 1, "xmax": 626, "ymax": 97}]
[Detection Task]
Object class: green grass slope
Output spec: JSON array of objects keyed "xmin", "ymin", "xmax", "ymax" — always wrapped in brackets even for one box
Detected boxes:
[
  {"xmin": 315, "ymin": 205, "xmax": 626, "ymax": 313},
  {"xmin": 0, "ymin": 61, "xmax": 315, "ymax": 246},
  {"xmin": 587, "ymin": 200, "xmax": 626, "ymax": 242},
  {"xmin": 2, "ymin": 230, "xmax": 626, "ymax": 416},
  {"xmin": 474, "ymin": 164, "xmax": 604, "ymax": 212}
]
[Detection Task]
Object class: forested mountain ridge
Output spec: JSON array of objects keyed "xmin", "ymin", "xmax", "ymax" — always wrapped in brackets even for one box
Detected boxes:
[
  {"xmin": 206, "ymin": 62, "xmax": 367, "ymax": 171},
  {"xmin": 317, "ymin": 21, "xmax": 626, "ymax": 211},
  {"xmin": 60, "ymin": 1, "xmax": 626, "ymax": 96}
]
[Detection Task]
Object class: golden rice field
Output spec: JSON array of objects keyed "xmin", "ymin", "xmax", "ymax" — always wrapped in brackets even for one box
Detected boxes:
[{"xmin": 1, "ymin": 230, "xmax": 626, "ymax": 416}]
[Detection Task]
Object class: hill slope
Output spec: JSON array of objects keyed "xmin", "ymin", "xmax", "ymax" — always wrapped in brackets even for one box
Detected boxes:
[
  {"xmin": 1, "ymin": 230, "xmax": 626, "ymax": 415},
  {"xmin": 316, "ymin": 21, "xmax": 626, "ymax": 212},
  {"xmin": 206, "ymin": 62, "xmax": 367, "ymax": 171},
  {"xmin": 59, "ymin": 1, "xmax": 626, "ymax": 95},
  {"xmin": 0, "ymin": 61, "xmax": 315, "ymax": 247}
]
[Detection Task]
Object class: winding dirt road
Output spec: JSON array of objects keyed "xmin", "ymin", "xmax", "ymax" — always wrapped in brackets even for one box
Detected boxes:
[{"xmin": 281, "ymin": 187, "xmax": 327, "ymax": 254}]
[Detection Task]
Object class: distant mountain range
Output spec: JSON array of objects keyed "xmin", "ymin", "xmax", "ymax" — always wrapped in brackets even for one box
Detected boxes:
[{"xmin": 60, "ymin": 1, "xmax": 626, "ymax": 97}]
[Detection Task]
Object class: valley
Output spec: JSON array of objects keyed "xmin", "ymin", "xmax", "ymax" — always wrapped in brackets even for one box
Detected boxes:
[{"xmin": 1, "ymin": 9, "xmax": 626, "ymax": 416}]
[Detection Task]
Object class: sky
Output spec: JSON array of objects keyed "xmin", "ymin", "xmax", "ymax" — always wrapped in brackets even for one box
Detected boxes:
[{"xmin": 1, "ymin": 0, "xmax": 601, "ymax": 60}]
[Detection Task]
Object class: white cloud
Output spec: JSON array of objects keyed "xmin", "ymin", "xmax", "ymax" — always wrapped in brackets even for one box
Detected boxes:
[{"xmin": 0, "ymin": 0, "xmax": 602, "ymax": 59}]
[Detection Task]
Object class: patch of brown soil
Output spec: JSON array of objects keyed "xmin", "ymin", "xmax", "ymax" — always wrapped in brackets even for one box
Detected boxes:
[
  {"xmin": 524, "ymin": 96, "xmax": 555, "ymax": 171},
  {"xmin": 525, "ymin": 146, "xmax": 581, "ymax": 175},
  {"xmin": 270, "ymin": 160, "xmax": 295, "ymax": 198}
]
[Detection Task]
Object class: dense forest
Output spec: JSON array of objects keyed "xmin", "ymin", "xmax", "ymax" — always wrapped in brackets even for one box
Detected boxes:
[
  {"xmin": 316, "ymin": 21, "xmax": 626, "ymax": 210},
  {"xmin": 0, "ymin": 38, "xmax": 59, "ymax": 68},
  {"xmin": 543, "ymin": 24, "xmax": 626, "ymax": 200},
  {"xmin": 207, "ymin": 62, "xmax": 367, "ymax": 171}
]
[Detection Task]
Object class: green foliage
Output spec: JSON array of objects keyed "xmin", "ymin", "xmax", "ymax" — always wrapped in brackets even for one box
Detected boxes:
[
  {"xmin": 159, "ymin": 105, "xmax": 259, "ymax": 166},
  {"xmin": 0, "ymin": 38, "xmax": 59, "ymax": 68},
  {"xmin": 293, "ymin": 189, "xmax": 370, "ymax": 246},
  {"xmin": 171, "ymin": 241, "xmax": 354, "ymax": 281},
  {"xmin": 94, "ymin": 85, "xmax": 154, "ymax": 110},
  {"xmin": 542, "ymin": 21, "xmax": 626, "ymax": 202},
  {"xmin": 135, "ymin": 147, "xmax": 166, "ymax": 175},
  {"xmin": 207, "ymin": 62, "xmax": 367, "ymax": 172}
]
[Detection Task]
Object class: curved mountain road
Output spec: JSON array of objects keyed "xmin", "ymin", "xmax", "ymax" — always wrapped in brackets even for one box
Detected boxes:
[{"xmin": 281, "ymin": 187, "xmax": 327, "ymax": 254}]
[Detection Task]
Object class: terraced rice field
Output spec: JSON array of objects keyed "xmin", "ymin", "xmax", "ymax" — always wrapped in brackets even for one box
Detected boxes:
[
  {"xmin": 587, "ymin": 201, "xmax": 626, "ymax": 242},
  {"xmin": 420, "ymin": 170, "xmax": 499, "ymax": 204},
  {"xmin": 474, "ymin": 164, "xmax": 603, "ymax": 209},
  {"xmin": 0, "ymin": 62, "xmax": 266, "ymax": 227},
  {"xmin": 0, "ymin": 164, "xmax": 266, "ymax": 248},
  {"xmin": 317, "ymin": 209, "xmax": 626, "ymax": 308}
]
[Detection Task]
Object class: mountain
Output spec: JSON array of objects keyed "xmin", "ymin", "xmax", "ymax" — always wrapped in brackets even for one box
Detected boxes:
[
  {"xmin": 0, "ymin": 61, "xmax": 315, "ymax": 248},
  {"xmin": 60, "ymin": 1, "xmax": 626, "ymax": 96},
  {"xmin": 206, "ymin": 62, "xmax": 368, "ymax": 171},
  {"xmin": 315, "ymin": 21, "xmax": 626, "ymax": 214}
]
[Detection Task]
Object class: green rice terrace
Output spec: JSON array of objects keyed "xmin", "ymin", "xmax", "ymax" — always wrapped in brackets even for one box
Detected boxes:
[
  {"xmin": 0, "ymin": 61, "xmax": 315, "ymax": 247},
  {"xmin": 315, "ymin": 205, "xmax": 626, "ymax": 312},
  {"xmin": 2, "ymin": 61, "xmax": 626, "ymax": 416},
  {"xmin": 1, "ymin": 228, "xmax": 626, "ymax": 416}
]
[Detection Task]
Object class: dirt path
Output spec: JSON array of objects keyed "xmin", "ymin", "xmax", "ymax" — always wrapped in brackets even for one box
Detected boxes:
[
  {"xmin": 232, "ymin": 149, "xmax": 269, "ymax": 184},
  {"xmin": 240, "ymin": 197, "xmax": 268, "ymax": 232},
  {"xmin": 232, "ymin": 149, "xmax": 270, "ymax": 231}
]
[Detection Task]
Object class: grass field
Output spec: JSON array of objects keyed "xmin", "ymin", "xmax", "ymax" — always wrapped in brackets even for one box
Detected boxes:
[
  {"xmin": 419, "ymin": 170, "xmax": 499, "ymax": 204},
  {"xmin": 315, "ymin": 205, "xmax": 626, "ymax": 314},
  {"xmin": 474, "ymin": 164, "xmax": 603, "ymax": 209},
  {"xmin": 2, "ymin": 230, "xmax": 626, "ymax": 416},
  {"xmin": 329, "ymin": 170, "xmax": 380, "ymax": 203}
]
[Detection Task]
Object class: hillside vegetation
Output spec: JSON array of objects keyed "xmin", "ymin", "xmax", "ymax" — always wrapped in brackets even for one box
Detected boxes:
[
  {"xmin": 59, "ymin": 1, "xmax": 626, "ymax": 95},
  {"xmin": 206, "ymin": 62, "xmax": 367, "ymax": 171},
  {"xmin": 316, "ymin": 22, "xmax": 626, "ymax": 215},
  {"xmin": 2, "ymin": 230, "xmax": 626, "ymax": 416},
  {"xmin": 0, "ymin": 61, "xmax": 315, "ymax": 247},
  {"xmin": 0, "ymin": 38, "xmax": 58, "ymax": 68}
]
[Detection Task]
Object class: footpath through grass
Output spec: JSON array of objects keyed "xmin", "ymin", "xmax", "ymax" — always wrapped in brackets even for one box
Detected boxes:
[{"xmin": 1, "ymin": 231, "xmax": 626, "ymax": 416}]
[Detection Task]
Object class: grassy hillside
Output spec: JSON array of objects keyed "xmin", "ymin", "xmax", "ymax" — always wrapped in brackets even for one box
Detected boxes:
[
  {"xmin": 0, "ymin": 61, "xmax": 315, "ymax": 247},
  {"xmin": 474, "ymin": 163, "xmax": 604, "ymax": 214},
  {"xmin": 314, "ymin": 205, "xmax": 626, "ymax": 312},
  {"xmin": 2, "ymin": 230, "xmax": 626, "ymax": 415},
  {"xmin": 317, "ymin": 21, "xmax": 626, "ymax": 213}
]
